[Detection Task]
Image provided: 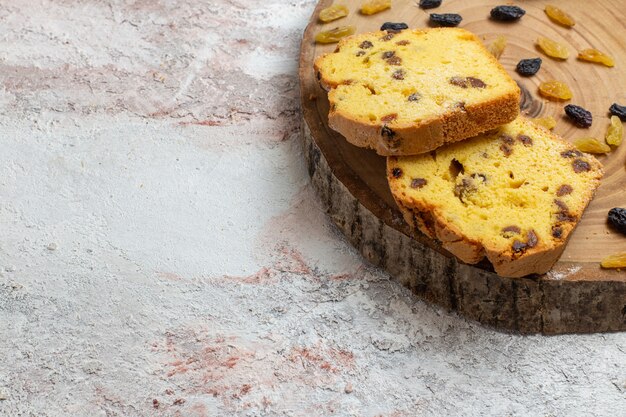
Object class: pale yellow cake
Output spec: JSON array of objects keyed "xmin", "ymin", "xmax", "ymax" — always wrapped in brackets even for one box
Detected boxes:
[
  {"xmin": 387, "ymin": 117, "xmax": 603, "ymax": 277},
  {"xmin": 314, "ymin": 28, "xmax": 520, "ymax": 156}
]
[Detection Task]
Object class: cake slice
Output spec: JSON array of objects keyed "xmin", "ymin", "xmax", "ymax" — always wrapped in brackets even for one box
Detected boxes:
[
  {"xmin": 387, "ymin": 117, "xmax": 603, "ymax": 277},
  {"xmin": 314, "ymin": 28, "xmax": 520, "ymax": 156}
]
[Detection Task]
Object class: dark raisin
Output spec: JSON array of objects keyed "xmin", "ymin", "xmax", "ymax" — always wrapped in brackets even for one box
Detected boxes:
[
  {"xmin": 490, "ymin": 5, "xmax": 526, "ymax": 22},
  {"xmin": 502, "ymin": 225, "xmax": 521, "ymax": 235},
  {"xmin": 382, "ymin": 51, "xmax": 395, "ymax": 59},
  {"xmin": 408, "ymin": 93, "xmax": 421, "ymax": 102},
  {"xmin": 449, "ymin": 76, "xmax": 468, "ymax": 88},
  {"xmin": 609, "ymin": 103, "xmax": 626, "ymax": 121},
  {"xmin": 430, "ymin": 13, "xmax": 462, "ymax": 27},
  {"xmin": 500, "ymin": 143, "xmax": 513, "ymax": 157},
  {"xmin": 551, "ymin": 226, "xmax": 563, "ymax": 239},
  {"xmin": 396, "ymin": 40, "xmax": 410, "ymax": 46},
  {"xmin": 556, "ymin": 184, "xmax": 573, "ymax": 196},
  {"xmin": 564, "ymin": 104, "xmax": 592, "ymax": 128},
  {"xmin": 359, "ymin": 40, "xmax": 373, "ymax": 49},
  {"xmin": 468, "ymin": 77, "xmax": 486, "ymax": 88},
  {"xmin": 392, "ymin": 69, "xmax": 405, "ymax": 80},
  {"xmin": 512, "ymin": 240, "xmax": 527, "ymax": 252},
  {"xmin": 517, "ymin": 134, "xmax": 532, "ymax": 146},
  {"xmin": 554, "ymin": 199, "xmax": 577, "ymax": 222},
  {"xmin": 380, "ymin": 22, "xmax": 409, "ymax": 32},
  {"xmin": 410, "ymin": 178, "xmax": 427, "ymax": 189},
  {"xmin": 560, "ymin": 149, "xmax": 582, "ymax": 158},
  {"xmin": 381, "ymin": 125, "xmax": 395, "ymax": 138},
  {"xmin": 516, "ymin": 58, "xmax": 542, "ymax": 76},
  {"xmin": 526, "ymin": 230, "xmax": 538, "ymax": 248},
  {"xmin": 572, "ymin": 159, "xmax": 591, "ymax": 173},
  {"xmin": 381, "ymin": 113, "xmax": 397, "ymax": 122},
  {"xmin": 356, "ymin": 50, "xmax": 366, "ymax": 57},
  {"xmin": 381, "ymin": 33, "xmax": 395, "ymax": 41},
  {"xmin": 608, "ymin": 208, "xmax": 626, "ymax": 235},
  {"xmin": 387, "ymin": 56, "xmax": 402, "ymax": 65},
  {"xmin": 392, "ymin": 167, "xmax": 403, "ymax": 178},
  {"xmin": 500, "ymin": 134, "xmax": 514, "ymax": 145},
  {"xmin": 419, "ymin": 0, "xmax": 442, "ymax": 9}
]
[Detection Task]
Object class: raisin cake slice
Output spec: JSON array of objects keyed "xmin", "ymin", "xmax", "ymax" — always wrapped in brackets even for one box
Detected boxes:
[
  {"xmin": 387, "ymin": 117, "xmax": 603, "ymax": 277},
  {"xmin": 314, "ymin": 28, "xmax": 520, "ymax": 156}
]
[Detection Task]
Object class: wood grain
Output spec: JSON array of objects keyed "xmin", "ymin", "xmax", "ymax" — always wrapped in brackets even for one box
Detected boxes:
[{"xmin": 300, "ymin": 0, "xmax": 626, "ymax": 333}]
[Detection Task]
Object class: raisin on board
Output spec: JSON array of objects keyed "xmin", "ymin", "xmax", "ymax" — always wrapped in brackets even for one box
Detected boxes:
[
  {"xmin": 430, "ymin": 13, "xmax": 462, "ymax": 27},
  {"xmin": 487, "ymin": 35, "xmax": 507, "ymax": 59},
  {"xmin": 380, "ymin": 22, "xmax": 408, "ymax": 32},
  {"xmin": 538, "ymin": 80, "xmax": 572, "ymax": 101},
  {"xmin": 315, "ymin": 26, "xmax": 356, "ymax": 44},
  {"xmin": 573, "ymin": 137, "xmax": 610, "ymax": 154},
  {"xmin": 536, "ymin": 36, "xmax": 569, "ymax": 59},
  {"xmin": 419, "ymin": 0, "xmax": 442, "ymax": 9},
  {"xmin": 490, "ymin": 5, "xmax": 525, "ymax": 22},
  {"xmin": 601, "ymin": 252, "xmax": 626, "ymax": 269},
  {"xmin": 608, "ymin": 208, "xmax": 626, "ymax": 235},
  {"xmin": 319, "ymin": 4, "xmax": 349, "ymax": 23},
  {"xmin": 544, "ymin": 5, "xmax": 575, "ymax": 28},
  {"xmin": 516, "ymin": 58, "xmax": 542, "ymax": 76},
  {"xmin": 564, "ymin": 104, "xmax": 592, "ymax": 128},
  {"xmin": 605, "ymin": 116, "xmax": 623, "ymax": 146},
  {"xmin": 609, "ymin": 103, "xmax": 626, "ymax": 121}
]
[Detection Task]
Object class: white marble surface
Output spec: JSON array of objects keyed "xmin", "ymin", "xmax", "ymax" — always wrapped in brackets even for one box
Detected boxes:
[{"xmin": 0, "ymin": 1, "xmax": 624, "ymax": 416}]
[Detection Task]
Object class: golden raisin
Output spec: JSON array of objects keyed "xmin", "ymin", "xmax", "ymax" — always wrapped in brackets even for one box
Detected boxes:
[
  {"xmin": 544, "ymin": 5, "xmax": 575, "ymax": 28},
  {"xmin": 577, "ymin": 48, "xmax": 615, "ymax": 67},
  {"xmin": 315, "ymin": 25, "xmax": 356, "ymax": 44},
  {"xmin": 601, "ymin": 252, "xmax": 626, "ymax": 269},
  {"xmin": 361, "ymin": 0, "xmax": 391, "ymax": 15},
  {"xmin": 573, "ymin": 137, "xmax": 611, "ymax": 154},
  {"xmin": 606, "ymin": 115, "xmax": 623, "ymax": 146},
  {"xmin": 532, "ymin": 116, "xmax": 557, "ymax": 130},
  {"xmin": 538, "ymin": 81, "xmax": 572, "ymax": 101},
  {"xmin": 487, "ymin": 35, "xmax": 507, "ymax": 59},
  {"xmin": 319, "ymin": 4, "xmax": 349, "ymax": 22},
  {"xmin": 536, "ymin": 36, "xmax": 569, "ymax": 60}
]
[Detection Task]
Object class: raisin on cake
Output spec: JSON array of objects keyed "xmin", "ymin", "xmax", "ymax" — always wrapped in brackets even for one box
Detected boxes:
[
  {"xmin": 387, "ymin": 117, "xmax": 603, "ymax": 277},
  {"xmin": 314, "ymin": 28, "xmax": 520, "ymax": 156}
]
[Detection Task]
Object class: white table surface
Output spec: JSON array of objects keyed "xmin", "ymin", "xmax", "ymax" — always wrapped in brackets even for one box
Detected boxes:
[{"xmin": 0, "ymin": 1, "xmax": 624, "ymax": 416}]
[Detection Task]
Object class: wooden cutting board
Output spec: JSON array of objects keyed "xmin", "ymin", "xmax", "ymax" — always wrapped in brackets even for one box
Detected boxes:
[{"xmin": 299, "ymin": 0, "xmax": 626, "ymax": 333}]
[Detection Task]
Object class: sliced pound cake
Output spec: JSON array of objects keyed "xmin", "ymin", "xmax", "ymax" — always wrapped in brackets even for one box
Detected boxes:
[
  {"xmin": 387, "ymin": 117, "xmax": 603, "ymax": 277},
  {"xmin": 314, "ymin": 28, "xmax": 520, "ymax": 156}
]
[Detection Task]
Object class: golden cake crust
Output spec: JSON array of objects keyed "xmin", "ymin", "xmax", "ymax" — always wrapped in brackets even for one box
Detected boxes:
[
  {"xmin": 314, "ymin": 28, "xmax": 521, "ymax": 156},
  {"xmin": 387, "ymin": 117, "xmax": 603, "ymax": 278}
]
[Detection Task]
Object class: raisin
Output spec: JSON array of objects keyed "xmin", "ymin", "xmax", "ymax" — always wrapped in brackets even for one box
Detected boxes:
[
  {"xmin": 419, "ymin": 0, "xmax": 441, "ymax": 9},
  {"xmin": 319, "ymin": 4, "xmax": 349, "ymax": 23},
  {"xmin": 449, "ymin": 76, "xmax": 486, "ymax": 88},
  {"xmin": 551, "ymin": 226, "xmax": 563, "ymax": 238},
  {"xmin": 487, "ymin": 35, "xmax": 507, "ymax": 59},
  {"xmin": 500, "ymin": 143, "xmax": 513, "ymax": 157},
  {"xmin": 536, "ymin": 37, "xmax": 569, "ymax": 60},
  {"xmin": 516, "ymin": 58, "xmax": 542, "ymax": 76},
  {"xmin": 380, "ymin": 22, "xmax": 408, "ymax": 32},
  {"xmin": 410, "ymin": 178, "xmax": 427, "ymax": 189},
  {"xmin": 527, "ymin": 230, "xmax": 538, "ymax": 248},
  {"xmin": 502, "ymin": 225, "xmax": 521, "ymax": 236},
  {"xmin": 381, "ymin": 125, "xmax": 395, "ymax": 138},
  {"xmin": 382, "ymin": 51, "xmax": 395, "ymax": 59},
  {"xmin": 556, "ymin": 184, "xmax": 573, "ymax": 196},
  {"xmin": 500, "ymin": 134, "xmax": 514, "ymax": 145},
  {"xmin": 609, "ymin": 103, "xmax": 626, "ymax": 121},
  {"xmin": 578, "ymin": 48, "xmax": 615, "ymax": 67},
  {"xmin": 361, "ymin": 0, "xmax": 391, "ymax": 15},
  {"xmin": 565, "ymin": 104, "xmax": 592, "ymax": 128},
  {"xmin": 532, "ymin": 116, "xmax": 557, "ymax": 130},
  {"xmin": 391, "ymin": 167, "xmax": 402, "ymax": 178},
  {"xmin": 430, "ymin": 13, "xmax": 462, "ymax": 27},
  {"xmin": 554, "ymin": 199, "xmax": 577, "ymax": 222},
  {"xmin": 560, "ymin": 149, "xmax": 582, "ymax": 158},
  {"xmin": 608, "ymin": 208, "xmax": 626, "ymax": 235},
  {"xmin": 381, "ymin": 33, "xmax": 395, "ymax": 41},
  {"xmin": 356, "ymin": 50, "xmax": 365, "ymax": 57},
  {"xmin": 601, "ymin": 252, "xmax": 626, "ymax": 269},
  {"xmin": 606, "ymin": 116, "xmax": 623, "ymax": 146},
  {"xmin": 396, "ymin": 40, "xmax": 410, "ymax": 46},
  {"xmin": 381, "ymin": 113, "xmax": 397, "ymax": 122},
  {"xmin": 544, "ymin": 5, "xmax": 575, "ymax": 28},
  {"xmin": 538, "ymin": 81, "xmax": 572, "ymax": 101},
  {"xmin": 572, "ymin": 159, "xmax": 591, "ymax": 173},
  {"xmin": 490, "ymin": 5, "xmax": 525, "ymax": 22},
  {"xmin": 359, "ymin": 40, "xmax": 374, "ymax": 49},
  {"xmin": 517, "ymin": 134, "xmax": 532, "ymax": 146},
  {"xmin": 392, "ymin": 69, "xmax": 405, "ymax": 80},
  {"xmin": 315, "ymin": 26, "xmax": 356, "ymax": 44},
  {"xmin": 573, "ymin": 137, "xmax": 610, "ymax": 154},
  {"xmin": 408, "ymin": 93, "xmax": 421, "ymax": 102}
]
